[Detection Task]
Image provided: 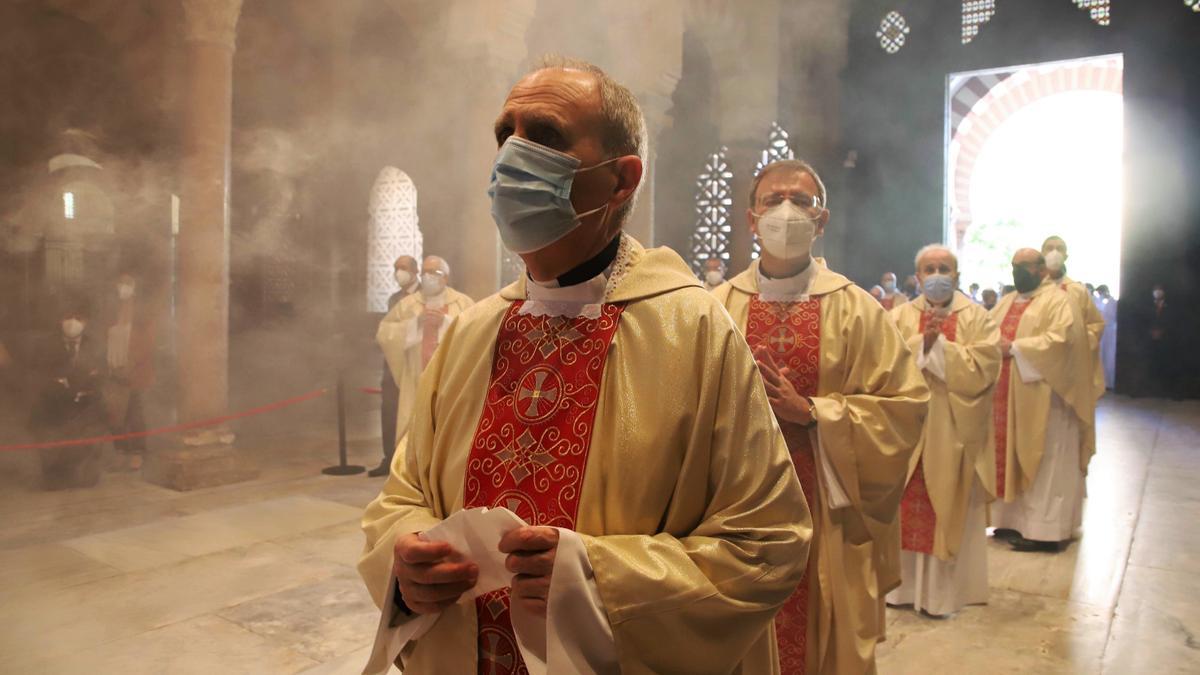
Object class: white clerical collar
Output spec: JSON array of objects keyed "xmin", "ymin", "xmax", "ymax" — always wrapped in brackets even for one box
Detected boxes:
[
  {"xmin": 757, "ymin": 258, "xmax": 816, "ymax": 302},
  {"xmin": 523, "ymin": 271, "xmax": 608, "ymax": 319}
]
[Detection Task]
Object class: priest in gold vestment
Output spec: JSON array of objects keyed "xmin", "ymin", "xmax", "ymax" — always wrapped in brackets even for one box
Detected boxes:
[
  {"xmin": 990, "ymin": 249, "xmax": 1093, "ymax": 552},
  {"xmin": 714, "ymin": 159, "xmax": 929, "ymax": 674},
  {"xmin": 373, "ymin": 256, "xmax": 474, "ymax": 477},
  {"xmin": 360, "ymin": 59, "xmax": 811, "ymax": 675},
  {"xmin": 886, "ymin": 245, "xmax": 1000, "ymax": 616}
]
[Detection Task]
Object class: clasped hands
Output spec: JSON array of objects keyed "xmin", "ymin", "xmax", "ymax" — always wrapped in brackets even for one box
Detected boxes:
[
  {"xmin": 753, "ymin": 345, "xmax": 814, "ymax": 426},
  {"xmin": 393, "ymin": 526, "xmax": 559, "ymax": 617}
]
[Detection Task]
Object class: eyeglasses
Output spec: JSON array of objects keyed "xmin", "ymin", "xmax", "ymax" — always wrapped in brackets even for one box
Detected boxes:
[{"xmin": 758, "ymin": 192, "xmax": 823, "ymax": 210}]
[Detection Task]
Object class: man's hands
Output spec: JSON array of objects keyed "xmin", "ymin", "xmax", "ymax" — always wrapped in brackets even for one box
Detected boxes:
[
  {"xmin": 500, "ymin": 526, "xmax": 559, "ymax": 618},
  {"xmin": 422, "ymin": 309, "xmax": 446, "ymax": 330},
  {"xmin": 393, "ymin": 533, "xmax": 478, "ymax": 615},
  {"xmin": 923, "ymin": 313, "xmax": 944, "ymax": 354},
  {"xmin": 999, "ymin": 339, "xmax": 1012, "ymax": 357},
  {"xmin": 754, "ymin": 345, "xmax": 814, "ymax": 426},
  {"xmin": 392, "ymin": 526, "xmax": 561, "ymax": 618}
]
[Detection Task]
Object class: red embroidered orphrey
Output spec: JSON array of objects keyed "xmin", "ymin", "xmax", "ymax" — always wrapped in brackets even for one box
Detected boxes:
[
  {"xmin": 900, "ymin": 310, "xmax": 959, "ymax": 555},
  {"xmin": 994, "ymin": 300, "xmax": 1033, "ymax": 499},
  {"xmin": 462, "ymin": 301, "xmax": 624, "ymax": 675},
  {"xmin": 746, "ymin": 296, "xmax": 821, "ymax": 675}
]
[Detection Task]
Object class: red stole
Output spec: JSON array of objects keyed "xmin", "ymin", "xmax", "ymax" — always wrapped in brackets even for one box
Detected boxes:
[
  {"xmin": 746, "ymin": 296, "xmax": 820, "ymax": 675},
  {"xmin": 899, "ymin": 310, "xmax": 959, "ymax": 555},
  {"xmin": 421, "ymin": 306, "xmax": 450, "ymax": 368},
  {"xmin": 462, "ymin": 301, "xmax": 624, "ymax": 675},
  {"xmin": 993, "ymin": 300, "xmax": 1032, "ymax": 499}
]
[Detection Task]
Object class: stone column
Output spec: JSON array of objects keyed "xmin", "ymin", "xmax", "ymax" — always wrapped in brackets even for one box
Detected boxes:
[
  {"xmin": 146, "ymin": 0, "xmax": 256, "ymax": 490},
  {"xmin": 688, "ymin": 0, "xmax": 782, "ymax": 272},
  {"xmin": 442, "ymin": 0, "xmax": 536, "ymax": 299}
]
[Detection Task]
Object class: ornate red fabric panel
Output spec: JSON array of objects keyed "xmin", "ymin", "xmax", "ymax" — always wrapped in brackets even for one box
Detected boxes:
[
  {"xmin": 463, "ymin": 301, "xmax": 624, "ymax": 675},
  {"xmin": 993, "ymin": 301, "xmax": 1032, "ymax": 499},
  {"xmin": 900, "ymin": 310, "xmax": 961, "ymax": 554},
  {"xmin": 747, "ymin": 296, "xmax": 820, "ymax": 675}
]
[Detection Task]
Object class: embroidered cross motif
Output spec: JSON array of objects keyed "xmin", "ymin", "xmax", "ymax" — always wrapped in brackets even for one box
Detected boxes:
[
  {"xmin": 768, "ymin": 325, "xmax": 796, "ymax": 353},
  {"xmin": 481, "ymin": 631, "xmax": 515, "ymax": 675},
  {"xmin": 524, "ymin": 318, "xmax": 584, "ymax": 358},
  {"xmin": 495, "ymin": 429, "xmax": 556, "ymax": 485},
  {"xmin": 516, "ymin": 367, "xmax": 562, "ymax": 421}
]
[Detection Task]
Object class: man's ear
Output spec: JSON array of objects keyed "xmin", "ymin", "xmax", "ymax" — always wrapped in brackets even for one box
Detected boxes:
[{"xmin": 611, "ymin": 156, "xmax": 643, "ymax": 207}]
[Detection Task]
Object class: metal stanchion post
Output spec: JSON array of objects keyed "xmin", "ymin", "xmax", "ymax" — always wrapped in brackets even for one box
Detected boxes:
[{"xmin": 322, "ymin": 368, "xmax": 364, "ymax": 476}]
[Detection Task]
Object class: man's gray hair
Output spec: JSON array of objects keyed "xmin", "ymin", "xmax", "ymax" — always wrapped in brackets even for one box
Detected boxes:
[
  {"xmin": 424, "ymin": 255, "xmax": 450, "ymax": 277},
  {"xmin": 913, "ymin": 244, "xmax": 958, "ymax": 272},
  {"xmin": 532, "ymin": 55, "xmax": 647, "ymax": 225},
  {"xmin": 750, "ymin": 159, "xmax": 828, "ymax": 210}
]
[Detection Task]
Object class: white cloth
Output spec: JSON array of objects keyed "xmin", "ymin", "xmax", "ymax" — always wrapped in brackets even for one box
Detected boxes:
[
  {"xmin": 364, "ymin": 507, "xmax": 614, "ymax": 675},
  {"xmin": 991, "ymin": 393, "xmax": 1084, "ymax": 542},
  {"xmin": 887, "ymin": 483, "xmax": 989, "ymax": 615},
  {"xmin": 917, "ymin": 334, "xmax": 947, "ymax": 381}
]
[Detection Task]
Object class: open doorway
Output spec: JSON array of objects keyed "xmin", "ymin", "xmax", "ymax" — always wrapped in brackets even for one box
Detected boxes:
[{"xmin": 946, "ymin": 54, "xmax": 1124, "ymax": 296}]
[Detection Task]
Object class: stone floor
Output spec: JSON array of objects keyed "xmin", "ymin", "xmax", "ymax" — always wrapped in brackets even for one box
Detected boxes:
[{"xmin": 0, "ymin": 395, "xmax": 1195, "ymax": 674}]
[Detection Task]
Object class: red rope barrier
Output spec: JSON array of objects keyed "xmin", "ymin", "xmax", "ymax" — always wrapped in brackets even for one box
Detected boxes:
[
  {"xmin": 359, "ymin": 387, "xmax": 383, "ymax": 395},
  {"xmin": 0, "ymin": 388, "xmax": 329, "ymax": 452}
]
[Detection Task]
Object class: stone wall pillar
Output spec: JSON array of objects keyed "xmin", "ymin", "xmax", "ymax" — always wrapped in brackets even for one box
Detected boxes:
[{"xmin": 146, "ymin": 0, "xmax": 256, "ymax": 490}]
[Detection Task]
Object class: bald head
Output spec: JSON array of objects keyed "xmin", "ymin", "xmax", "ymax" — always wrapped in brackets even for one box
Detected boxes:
[{"xmin": 1012, "ymin": 248, "xmax": 1044, "ymax": 267}]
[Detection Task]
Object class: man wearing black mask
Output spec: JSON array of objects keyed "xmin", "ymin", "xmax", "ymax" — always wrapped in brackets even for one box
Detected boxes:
[{"xmin": 987, "ymin": 249, "xmax": 1093, "ymax": 552}]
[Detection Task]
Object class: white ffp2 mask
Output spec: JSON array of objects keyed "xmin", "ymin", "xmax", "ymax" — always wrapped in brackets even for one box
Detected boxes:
[{"xmin": 755, "ymin": 202, "xmax": 818, "ymax": 261}]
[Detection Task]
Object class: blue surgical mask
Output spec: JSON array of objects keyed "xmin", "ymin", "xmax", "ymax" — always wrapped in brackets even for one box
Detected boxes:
[
  {"xmin": 487, "ymin": 137, "xmax": 618, "ymax": 254},
  {"xmin": 922, "ymin": 274, "xmax": 956, "ymax": 304}
]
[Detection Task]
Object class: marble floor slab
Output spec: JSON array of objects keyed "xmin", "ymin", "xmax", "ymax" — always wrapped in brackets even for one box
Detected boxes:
[
  {"xmin": 64, "ymin": 495, "xmax": 362, "ymax": 573},
  {"xmin": 0, "ymin": 542, "xmax": 343, "ymax": 672}
]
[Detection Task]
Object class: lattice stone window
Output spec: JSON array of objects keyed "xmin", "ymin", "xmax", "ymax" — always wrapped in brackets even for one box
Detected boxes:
[
  {"xmin": 1074, "ymin": 0, "xmax": 1111, "ymax": 25},
  {"xmin": 962, "ymin": 0, "xmax": 996, "ymax": 44},
  {"xmin": 691, "ymin": 147, "xmax": 733, "ymax": 275},
  {"xmin": 366, "ymin": 167, "xmax": 423, "ymax": 312},
  {"xmin": 876, "ymin": 11, "xmax": 911, "ymax": 54}
]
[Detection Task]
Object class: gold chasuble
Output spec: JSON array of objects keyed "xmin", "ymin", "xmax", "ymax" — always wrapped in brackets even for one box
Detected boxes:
[
  {"xmin": 1059, "ymin": 276, "xmax": 1106, "ymax": 401},
  {"xmin": 360, "ymin": 237, "xmax": 811, "ymax": 675},
  {"xmin": 889, "ymin": 294, "xmax": 1001, "ymax": 560},
  {"xmin": 714, "ymin": 259, "xmax": 929, "ymax": 675},
  {"xmin": 989, "ymin": 279, "xmax": 1093, "ymax": 500}
]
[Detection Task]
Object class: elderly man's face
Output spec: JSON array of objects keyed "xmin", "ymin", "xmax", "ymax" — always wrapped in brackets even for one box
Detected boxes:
[
  {"xmin": 881, "ymin": 272, "xmax": 896, "ymax": 287},
  {"xmin": 422, "ymin": 258, "xmax": 447, "ymax": 282},
  {"xmin": 916, "ymin": 249, "xmax": 958, "ymax": 285},
  {"xmin": 492, "ymin": 69, "xmax": 642, "ymax": 275},
  {"xmin": 703, "ymin": 258, "xmax": 725, "ymax": 274},
  {"xmin": 1042, "ymin": 238, "xmax": 1068, "ymax": 257}
]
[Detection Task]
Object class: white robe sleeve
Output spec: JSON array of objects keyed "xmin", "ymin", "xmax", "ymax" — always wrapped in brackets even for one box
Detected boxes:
[
  {"xmin": 810, "ymin": 427, "xmax": 852, "ymax": 509},
  {"xmin": 405, "ymin": 317, "xmax": 422, "ymax": 349},
  {"xmin": 511, "ymin": 529, "xmax": 618, "ymax": 675},
  {"xmin": 1009, "ymin": 343, "xmax": 1044, "ymax": 384},
  {"xmin": 917, "ymin": 334, "xmax": 947, "ymax": 381}
]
